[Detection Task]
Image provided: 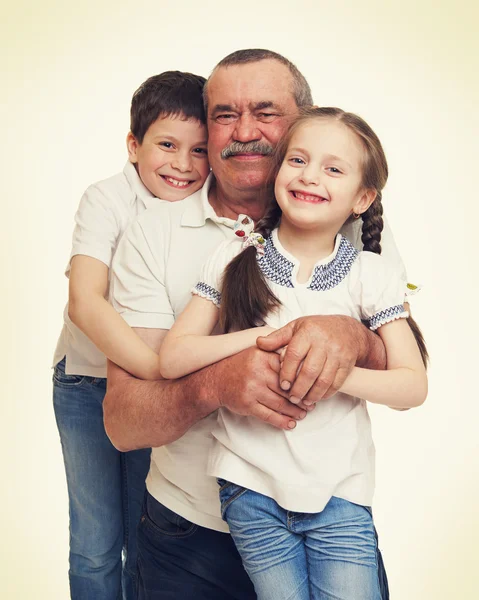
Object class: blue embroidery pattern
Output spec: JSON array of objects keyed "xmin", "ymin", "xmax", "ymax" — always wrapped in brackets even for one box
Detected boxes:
[
  {"xmin": 193, "ymin": 282, "xmax": 221, "ymax": 306},
  {"xmin": 308, "ymin": 236, "xmax": 359, "ymax": 291},
  {"xmin": 368, "ymin": 304, "xmax": 407, "ymax": 331},
  {"xmin": 258, "ymin": 236, "xmax": 295, "ymax": 288},
  {"xmin": 258, "ymin": 234, "xmax": 359, "ymax": 291}
]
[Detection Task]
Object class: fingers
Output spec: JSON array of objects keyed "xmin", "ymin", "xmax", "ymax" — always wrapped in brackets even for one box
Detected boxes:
[
  {"xmin": 256, "ymin": 324, "xmax": 293, "ymax": 352},
  {"xmin": 260, "ymin": 387, "xmax": 307, "ymax": 420},
  {"xmin": 279, "ymin": 338, "xmax": 311, "ymax": 392},
  {"xmin": 251, "ymin": 403, "xmax": 299, "ymax": 431},
  {"xmin": 287, "ymin": 348, "xmax": 326, "ymax": 404},
  {"xmin": 321, "ymin": 363, "xmax": 354, "ymax": 399}
]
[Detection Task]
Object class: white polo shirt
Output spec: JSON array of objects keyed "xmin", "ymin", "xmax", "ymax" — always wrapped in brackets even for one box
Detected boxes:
[
  {"xmin": 110, "ymin": 177, "xmax": 406, "ymax": 531},
  {"xmin": 53, "ymin": 162, "xmax": 159, "ymax": 377},
  {"xmin": 194, "ymin": 230, "xmax": 408, "ymax": 513}
]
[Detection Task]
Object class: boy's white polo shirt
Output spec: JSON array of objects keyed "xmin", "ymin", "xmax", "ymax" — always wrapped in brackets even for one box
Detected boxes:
[
  {"xmin": 109, "ymin": 176, "xmax": 406, "ymax": 532},
  {"xmin": 53, "ymin": 162, "xmax": 159, "ymax": 377}
]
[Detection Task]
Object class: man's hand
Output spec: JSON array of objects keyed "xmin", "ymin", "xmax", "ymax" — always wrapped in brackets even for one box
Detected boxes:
[
  {"xmin": 257, "ymin": 315, "xmax": 386, "ymax": 405},
  {"xmin": 210, "ymin": 346, "xmax": 309, "ymax": 430}
]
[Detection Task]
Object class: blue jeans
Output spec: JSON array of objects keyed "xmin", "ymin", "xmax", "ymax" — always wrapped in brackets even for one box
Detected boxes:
[
  {"xmin": 53, "ymin": 357, "xmax": 151, "ymax": 600},
  {"xmin": 219, "ymin": 481, "xmax": 388, "ymax": 600},
  {"xmin": 137, "ymin": 491, "xmax": 257, "ymax": 599}
]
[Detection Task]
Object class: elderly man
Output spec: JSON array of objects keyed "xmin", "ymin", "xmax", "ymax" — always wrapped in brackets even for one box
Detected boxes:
[{"xmin": 105, "ymin": 49, "xmax": 398, "ymax": 599}]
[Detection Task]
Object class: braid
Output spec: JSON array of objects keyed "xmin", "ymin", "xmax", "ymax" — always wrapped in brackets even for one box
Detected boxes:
[
  {"xmin": 361, "ymin": 193, "xmax": 384, "ymax": 255},
  {"xmin": 255, "ymin": 199, "xmax": 282, "ymax": 238}
]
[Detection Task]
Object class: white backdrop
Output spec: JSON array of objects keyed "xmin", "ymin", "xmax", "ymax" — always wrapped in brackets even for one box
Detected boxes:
[{"xmin": 2, "ymin": 0, "xmax": 478, "ymax": 598}]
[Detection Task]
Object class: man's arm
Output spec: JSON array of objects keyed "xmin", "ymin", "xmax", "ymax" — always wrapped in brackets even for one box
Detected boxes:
[
  {"xmin": 257, "ymin": 315, "xmax": 386, "ymax": 405},
  {"xmin": 104, "ymin": 328, "xmax": 308, "ymax": 452}
]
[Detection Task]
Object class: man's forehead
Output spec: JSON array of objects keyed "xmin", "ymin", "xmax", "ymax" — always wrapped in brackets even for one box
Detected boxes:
[{"xmin": 207, "ymin": 61, "xmax": 295, "ymax": 107}]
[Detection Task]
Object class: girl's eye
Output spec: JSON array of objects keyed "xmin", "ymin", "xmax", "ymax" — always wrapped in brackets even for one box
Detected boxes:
[
  {"xmin": 289, "ymin": 157, "xmax": 305, "ymax": 165},
  {"xmin": 159, "ymin": 142, "xmax": 174, "ymax": 149},
  {"xmin": 326, "ymin": 167, "xmax": 342, "ymax": 174}
]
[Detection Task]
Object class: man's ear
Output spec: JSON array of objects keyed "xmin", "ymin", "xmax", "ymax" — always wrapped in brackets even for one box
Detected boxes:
[
  {"xmin": 353, "ymin": 188, "xmax": 377, "ymax": 216},
  {"xmin": 126, "ymin": 132, "xmax": 139, "ymax": 163}
]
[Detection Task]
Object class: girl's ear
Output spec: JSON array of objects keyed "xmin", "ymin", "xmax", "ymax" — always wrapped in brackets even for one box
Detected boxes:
[
  {"xmin": 353, "ymin": 188, "xmax": 377, "ymax": 216},
  {"xmin": 126, "ymin": 132, "xmax": 139, "ymax": 163}
]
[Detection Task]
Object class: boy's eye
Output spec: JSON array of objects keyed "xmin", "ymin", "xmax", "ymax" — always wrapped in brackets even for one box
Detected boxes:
[
  {"xmin": 192, "ymin": 147, "xmax": 208, "ymax": 155},
  {"xmin": 159, "ymin": 141, "xmax": 174, "ymax": 149}
]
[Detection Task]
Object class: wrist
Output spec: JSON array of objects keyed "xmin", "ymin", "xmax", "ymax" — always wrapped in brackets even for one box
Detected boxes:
[{"xmin": 193, "ymin": 363, "xmax": 222, "ymax": 414}]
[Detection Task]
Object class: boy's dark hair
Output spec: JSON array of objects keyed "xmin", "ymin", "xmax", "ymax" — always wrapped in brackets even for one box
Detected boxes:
[{"xmin": 130, "ymin": 71, "xmax": 206, "ymax": 144}]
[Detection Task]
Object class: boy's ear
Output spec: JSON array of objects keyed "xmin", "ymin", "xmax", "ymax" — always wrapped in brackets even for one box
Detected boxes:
[
  {"xmin": 353, "ymin": 188, "xmax": 377, "ymax": 216},
  {"xmin": 126, "ymin": 132, "xmax": 139, "ymax": 163}
]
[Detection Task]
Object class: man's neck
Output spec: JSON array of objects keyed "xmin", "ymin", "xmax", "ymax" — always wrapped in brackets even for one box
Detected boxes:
[{"xmin": 207, "ymin": 178, "xmax": 269, "ymax": 222}]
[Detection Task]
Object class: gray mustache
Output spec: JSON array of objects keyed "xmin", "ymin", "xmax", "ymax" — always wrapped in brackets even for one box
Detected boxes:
[{"xmin": 221, "ymin": 141, "xmax": 274, "ymax": 160}]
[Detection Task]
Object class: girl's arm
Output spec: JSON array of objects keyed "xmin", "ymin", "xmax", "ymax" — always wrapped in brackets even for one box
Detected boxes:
[
  {"xmin": 158, "ymin": 295, "xmax": 273, "ymax": 379},
  {"xmin": 340, "ymin": 317, "xmax": 427, "ymax": 409},
  {"xmin": 68, "ymin": 255, "xmax": 163, "ymax": 380}
]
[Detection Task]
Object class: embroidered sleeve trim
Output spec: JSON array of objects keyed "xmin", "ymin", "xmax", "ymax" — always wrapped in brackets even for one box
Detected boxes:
[
  {"xmin": 192, "ymin": 282, "xmax": 221, "ymax": 307},
  {"xmin": 368, "ymin": 305, "xmax": 409, "ymax": 331}
]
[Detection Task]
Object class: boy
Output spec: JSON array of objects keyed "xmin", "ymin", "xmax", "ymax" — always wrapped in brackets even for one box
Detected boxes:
[{"xmin": 52, "ymin": 70, "xmax": 209, "ymax": 600}]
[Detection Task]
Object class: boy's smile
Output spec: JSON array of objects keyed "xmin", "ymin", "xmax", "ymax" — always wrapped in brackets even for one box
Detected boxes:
[{"xmin": 127, "ymin": 115, "xmax": 209, "ymax": 201}]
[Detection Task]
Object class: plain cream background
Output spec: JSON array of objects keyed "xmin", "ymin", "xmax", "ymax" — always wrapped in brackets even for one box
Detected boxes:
[{"xmin": 2, "ymin": 0, "xmax": 478, "ymax": 597}]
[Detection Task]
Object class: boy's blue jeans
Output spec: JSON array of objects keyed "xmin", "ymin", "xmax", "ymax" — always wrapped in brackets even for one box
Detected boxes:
[
  {"xmin": 219, "ymin": 480, "xmax": 388, "ymax": 600},
  {"xmin": 53, "ymin": 357, "xmax": 151, "ymax": 600}
]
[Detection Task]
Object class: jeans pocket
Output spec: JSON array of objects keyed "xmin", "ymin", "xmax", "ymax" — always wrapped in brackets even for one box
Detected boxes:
[
  {"xmin": 53, "ymin": 358, "xmax": 86, "ymax": 388},
  {"xmin": 217, "ymin": 480, "xmax": 248, "ymax": 520},
  {"xmin": 141, "ymin": 493, "xmax": 197, "ymax": 538}
]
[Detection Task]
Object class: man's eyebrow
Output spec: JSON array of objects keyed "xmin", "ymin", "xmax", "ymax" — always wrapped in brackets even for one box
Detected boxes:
[
  {"xmin": 252, "ymin": 101, "xmax": 281, "ymax": 111},
  {"xmin": 211, "ymin": 104, "xmax": 235, "ymax": 114}
]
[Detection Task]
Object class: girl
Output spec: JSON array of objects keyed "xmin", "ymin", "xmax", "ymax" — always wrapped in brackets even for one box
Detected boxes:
[{"xmin": 158, "ymin": 107, "xmax": 428, "ymax": 600}]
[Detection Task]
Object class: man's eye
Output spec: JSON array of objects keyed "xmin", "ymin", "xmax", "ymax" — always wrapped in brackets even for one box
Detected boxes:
[
  {"xmin": 258, "ymin": 113, "xmax": 277, "ymax": 122},
  {"xmin": 159, "ymin": 142, "xmax": 174, "ymax": 149},
  {"xmin": 215, "ymin": 114, "xmax": 236, "ymax": 124}
]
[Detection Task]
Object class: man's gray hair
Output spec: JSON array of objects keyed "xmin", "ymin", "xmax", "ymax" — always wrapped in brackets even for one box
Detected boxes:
[{"xmin": 203, "ymin": 49, "xmax": 313, "ymax": 113}]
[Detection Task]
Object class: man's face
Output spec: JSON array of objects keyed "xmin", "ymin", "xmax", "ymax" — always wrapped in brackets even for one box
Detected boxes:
[{"xmin": 206, "ymin": 60, "xmax": 299, "ymax": 194}]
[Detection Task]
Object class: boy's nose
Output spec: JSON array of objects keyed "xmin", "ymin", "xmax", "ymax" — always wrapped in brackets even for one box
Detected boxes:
[{"xmin": 172, "ymin": 153, "xmax": 193, "ymax": 172}]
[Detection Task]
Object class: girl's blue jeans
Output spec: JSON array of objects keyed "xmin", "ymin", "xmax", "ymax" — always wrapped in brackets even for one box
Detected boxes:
[
  {"xmin": 53, "ymin": 357, "xmax": 151, "ymax": 600},
  {"xmin": 219, "ymin": 480, "xmax": 388, "ymax": 600}
]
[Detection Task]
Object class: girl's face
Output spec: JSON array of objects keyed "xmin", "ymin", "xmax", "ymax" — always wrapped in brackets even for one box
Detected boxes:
[{"xmin": 274, "ymin": 119, "xmax": 375, "ymax": 232}]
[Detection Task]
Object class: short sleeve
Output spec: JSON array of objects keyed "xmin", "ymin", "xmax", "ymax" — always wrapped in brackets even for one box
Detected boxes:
[
  {"xmin": 192, "ymin": 238, "xmax": 243, "ymax": 307},
  {"xmin": 110, "ymin": 208, "xmax": 175, "ymax": 330},
  {"xmin": 349, "ymin": 251, "xmax": 409, "ymax": 331},
  {"xmin": 66, "ymin": 184, "xmax": 120, "ymax": 276}
]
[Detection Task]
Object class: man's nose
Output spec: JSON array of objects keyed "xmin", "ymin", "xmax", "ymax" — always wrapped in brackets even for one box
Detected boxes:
[
  {"xmin": 172, "ymin": 151, "xmax": 193, "ymax": 173},
  {"xmin": 233, "ymin": 114, "xmax": 261, "ymax": 142}
]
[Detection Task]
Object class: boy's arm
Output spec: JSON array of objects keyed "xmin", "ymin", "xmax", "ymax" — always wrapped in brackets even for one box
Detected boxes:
[
  {"xmin": 340, "ymin": 318, "xmax": 428, "ymax": 409},
  {"xmin": 159, "ymin": 295, "xmax": 273, "ymax": 379},
  {"xmin": 68, "ymin": 255, "xmax": 162, "ymax": 379},
  {"xmin": 104, "ymin": 327, "xmax": 306, "ymax": 451}
]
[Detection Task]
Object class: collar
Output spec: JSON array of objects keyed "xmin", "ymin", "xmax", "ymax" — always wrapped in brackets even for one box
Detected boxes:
[
  {"xmin": 258, "ymin": 230, "xmax": 359, "ymax": 290},
  {"xmin": 181, "ymin": 174, "xmax": 238, "ymax": 230},
  {"xmin": 123, "ymin": 161, "xmax": 157, "ymax": 209}
]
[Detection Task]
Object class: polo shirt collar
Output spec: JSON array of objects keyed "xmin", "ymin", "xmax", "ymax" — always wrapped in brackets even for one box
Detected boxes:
[
  {"xmin": 181, "ymin": 174, "xmax": 237, "ymax": 230},
  {"xmin": 123, "ymin": 161, "xmax": 157, "ymax": 209}
]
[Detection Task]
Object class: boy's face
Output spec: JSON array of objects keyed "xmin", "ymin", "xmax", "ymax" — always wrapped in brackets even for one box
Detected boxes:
[{"xmin": 127, "ymin": 115, "xmax": 209, "ymax": 201}]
